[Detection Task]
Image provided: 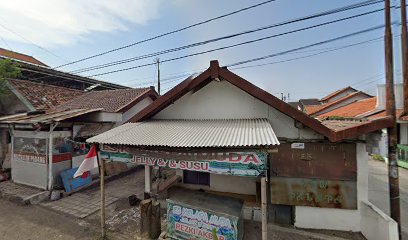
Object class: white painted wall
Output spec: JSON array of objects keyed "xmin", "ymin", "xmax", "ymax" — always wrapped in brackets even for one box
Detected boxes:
[
  {"xmin": 120, "ymin": 97, "xmax": 154, "ymax": 124},
  {"xmin": 153, "ymin": 80, "xmax": 323, "ymax": 140},
  {"xmin": 294, "ymin": 143, "xmax": 368, "ymax": 232},
  {"xmin": 175, "ymin": 169, "xmax": 258, "ymax": 195},
  {"xmin": 360, "ymin": 201, "xmax": 399, "ymax": 240},
  {"xmin": 377, "ymin": 83, "xmax": 403, "ymax": 109}
]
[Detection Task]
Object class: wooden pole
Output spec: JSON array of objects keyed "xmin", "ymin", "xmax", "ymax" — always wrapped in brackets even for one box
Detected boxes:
[
  {"xmin": 156, "ymin": 58, "xmax": 161, "ymax": 95},
  {"xmin": 261, "ymin": 177, "xmax": 267, "ymax": 240},
  {"xmin": 151, "ymin": 200, "xmax": 161, "ymax": 239},
  {"xmin": 402, "ymin": 0, "xmax": 408, "ymax": 114},
  {"xmin": 384, "ymin": 0, "xmax": 401, "ymax": 237},
  {"xmin": 98, "ymin": 145, "xmax": 106, "ymax": 239},
  {"xmin": 140, "ymin": 199, "xmax": 152, "ymax": 238}
]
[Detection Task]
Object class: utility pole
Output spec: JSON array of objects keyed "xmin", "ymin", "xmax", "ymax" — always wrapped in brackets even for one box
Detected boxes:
[
  {"xmin": 155, "ymin": 58, "xmax": 161, "ymax": 95},
  {"xmin": 402, "ymin": 0, "xmax": 408, "ymax": 115},
  {"xmin": 385, "ymin": 0, "xmax": 401, "ymax": 237}
]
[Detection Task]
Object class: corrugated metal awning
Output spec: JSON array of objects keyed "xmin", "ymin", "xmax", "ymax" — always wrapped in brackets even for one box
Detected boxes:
[
  {"xmin": 87, "ymin": 118, "xmax": 279, "ymax": 147},
  {"xmin": 0, "ymin": 108, "xmax": 102, "ymax": 125}
]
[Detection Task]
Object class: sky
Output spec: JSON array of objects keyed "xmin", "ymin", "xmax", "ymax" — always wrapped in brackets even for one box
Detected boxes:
[{"xmin": 0, "ymin": 0, "xmax": 404, "ymax": 101}]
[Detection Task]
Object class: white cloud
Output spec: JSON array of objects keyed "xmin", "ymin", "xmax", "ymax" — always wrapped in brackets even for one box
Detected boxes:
[{"xmin": 0, "ymin": 0, "xmax": 160, "ymax": 47}]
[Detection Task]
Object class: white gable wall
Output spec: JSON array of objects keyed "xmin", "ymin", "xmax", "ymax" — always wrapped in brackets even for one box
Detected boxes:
[
  {"xmin": 153, "ymin": 80, "xmax": 324, "ymax": 140},
  {"xmin": 121, "ymin": 97, "xmax": 154, "ymax": 125}
]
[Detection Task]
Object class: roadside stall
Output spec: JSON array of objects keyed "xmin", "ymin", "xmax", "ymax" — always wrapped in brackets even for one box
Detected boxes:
[{"xmin": 90, "ymin": 118, "xmax": 279, "ymax": 240}]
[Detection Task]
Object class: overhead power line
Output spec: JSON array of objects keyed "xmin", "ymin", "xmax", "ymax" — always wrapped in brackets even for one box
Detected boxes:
[
  {"xmin": 230, "ymin": 37, "xmax": 383, "ymax": 70},
  {"xmin": 225, "ymin": 24, "xmax": 387, "ymax": 68},
  {"xmin": 87, "ymin": 12, "xmax": 385, "ymax": 78},
  {"xmin": 0, "ymin": 17, "xmax": 68, "ymax": 63},
  {"xmin": 158, "ymin": 36, "xmax": 386, "ymax": 90},
  {"xmin": 70, "ymin": 0, "xmax": 382, "ymax": 74},
  {"xmin": 53, "ymin": 0, "xmax": 278, "ymax": 70}
]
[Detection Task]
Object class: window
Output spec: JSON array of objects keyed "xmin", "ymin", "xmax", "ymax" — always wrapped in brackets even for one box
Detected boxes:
[{"xmin": 183, "ymin": 170, "xmax": 210, "ymax": 185}]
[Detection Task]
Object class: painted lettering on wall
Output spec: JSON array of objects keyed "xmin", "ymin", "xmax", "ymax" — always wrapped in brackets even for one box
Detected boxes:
[
  {"xmin": 270, "ymin": 177, "xmax": 357, "ymax": 209},
  {"xmin": 13, "ymin": 153, "xmax": 46, "ymax": 164},
  {"xmin": 167, "ymin": 201, "xmax": 238, "ymax": 240},
  {"xmin": 101, "ymin": 145, "xmax": 267, "ymax": 177}
]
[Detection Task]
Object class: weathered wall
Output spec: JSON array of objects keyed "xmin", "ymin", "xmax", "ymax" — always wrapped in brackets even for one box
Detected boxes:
[
  {"xmin": 153, "ymin": 80, "xmax": 323, "ymax": 140},
  {"xmin": 175, "ymin": 169, "xmax": 258, "ymax": 195},
  {"xmin": 294, "ymin": 143, "xmax": 368, "ymax": 231},
  {"xmin": 360, "ymin": 201, "xmax": 399, "ymax": 240},
  {"xmin": 0, "ymin": 89, "xmax": 31, "ymax": 115}
]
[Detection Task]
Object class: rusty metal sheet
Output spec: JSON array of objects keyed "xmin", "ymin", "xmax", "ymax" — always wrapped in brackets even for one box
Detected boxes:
[
  {"xmin": 270, "ymin": 143, "xmax": 357, "ymax": 181},
  {"xmin": 270, "ymin": 177, "xmax": 357, "ymax": 209}
]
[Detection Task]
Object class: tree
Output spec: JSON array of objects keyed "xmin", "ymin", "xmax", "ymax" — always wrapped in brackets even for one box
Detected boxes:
[{"xmin": 0, "ymin": 59, "xmax": 22, "ymax": 94}]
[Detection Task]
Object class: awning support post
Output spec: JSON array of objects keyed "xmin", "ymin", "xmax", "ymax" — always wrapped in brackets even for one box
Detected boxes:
[
  {"xmin": 97, "ymin": 144, "xmax": 106, "ymax": 239},
  {"xmin": 145, "ymin": 165, "xmax": 151, "ymax": 198},
  {"xmin": 48, "ymin": 123, "xmax": 58, "ymax": 191},
  {"xmin": 261, "ymin": 177, "xmax": 268, "ymax": 240}
]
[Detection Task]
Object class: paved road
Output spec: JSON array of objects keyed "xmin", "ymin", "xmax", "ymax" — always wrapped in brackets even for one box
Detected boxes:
[{"xmin": 368, "ymin": 159, "xmax": 408, "ymax": 239}]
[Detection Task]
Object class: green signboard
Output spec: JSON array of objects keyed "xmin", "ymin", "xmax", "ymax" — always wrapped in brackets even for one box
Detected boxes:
[
  {"xmin": 100, "ymin": 145, "xmax": 267, "ymax": 177},
  {"xmin": 167, "ymin": 200, "xmax": 239, "ymax": 240}
]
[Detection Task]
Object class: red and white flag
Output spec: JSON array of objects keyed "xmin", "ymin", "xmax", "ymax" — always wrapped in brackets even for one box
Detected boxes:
[{"xmin": 74, "ymin": 144, "xmax": 99, "ymax": 178}]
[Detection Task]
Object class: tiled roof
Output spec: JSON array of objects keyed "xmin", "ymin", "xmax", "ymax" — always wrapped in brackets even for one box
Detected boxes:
[
  {"xmin": 299, "ymin": 98, "xmax": 321, "ymax": 106},
  {"xmin": 309, "ymin": 92, "xmax": 370, "ymax": 116},
  {"xmin": 368, "ymin": 109, "xmax": 403, "ymax": 120},
  {"xmin": 59, "ymin": 88, "xmax": 157, "ymax": 113},
  {"xmin": 322, "ymin": 119, "xmax": 369, "ymax": 131},
  {"xmin": 0, "ymin": 48, "xmax": 47, "ymax": 66},
  {"xmin": 87, "ymin": 119, "xmax": 279, "ymax": 147},
  {"xmin": 317, "ymin": 97, "xmax": 377, "ymax": 119},
  {"xmin": 320, "ymin": 86, "xmax": 357, "ymax": 102},
  {"xmin": 8, "ymin": 79, "xmax": 84, "ymax": 110},
  {"xmin": 304, "ymin": 105, "xmax": 323, "ymax": 114}
]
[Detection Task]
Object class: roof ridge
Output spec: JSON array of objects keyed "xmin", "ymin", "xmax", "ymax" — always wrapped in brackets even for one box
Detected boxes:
[{"xmin": 320, "ymin": 86, "xmax": 357, "ymax": 101}]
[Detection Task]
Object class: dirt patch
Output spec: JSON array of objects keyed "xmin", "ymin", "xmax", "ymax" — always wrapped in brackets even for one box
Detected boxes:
[{"xmin": 0, "ymin": 198, "xmax": 98, "ymax": 240}]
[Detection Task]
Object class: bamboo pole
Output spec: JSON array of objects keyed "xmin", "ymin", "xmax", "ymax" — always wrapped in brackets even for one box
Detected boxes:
[
  {"xmin": 261, "ymin": 177, "xmax": 267, "ymax": 240},
  {"xmin": 98, "ymin": 145, "xmax": 106, "ymax": 239}
]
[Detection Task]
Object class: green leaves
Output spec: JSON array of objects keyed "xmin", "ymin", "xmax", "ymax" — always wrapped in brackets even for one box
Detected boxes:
[{"xmin": 0, "ymin": 59, "xmax": 22, "ymax": 95}]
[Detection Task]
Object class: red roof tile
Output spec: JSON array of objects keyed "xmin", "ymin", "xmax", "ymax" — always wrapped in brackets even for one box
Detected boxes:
[
  {"xmin": 8, "ymin": 79, "xmax": 84, "ymax": 110},
  {"xmin": 304, "ymin": 105, "xmax": 323, "ymax": 114},
  {"xmin": 317, "ymin": 97, "xmax": 377, "ymax": 119},
  {"xmin": 309, "ymin": 92, "xmax": 371, "ymax": 116},
  {"xmin": 368, "ymin": 109, "xmax": 403, "ymax": 120},
  {"xmin": 59, "ymin": 88, "xmax": 158, "ymax": 113},
  {"xmin": 0, "ymin": 48, "xmax": 47, "ymax": 66}
]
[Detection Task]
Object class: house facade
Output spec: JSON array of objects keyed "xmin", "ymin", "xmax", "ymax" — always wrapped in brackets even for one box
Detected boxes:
[{"xmin": 88, "ymin": 61, "xmax": 394, "ymax": 238}]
